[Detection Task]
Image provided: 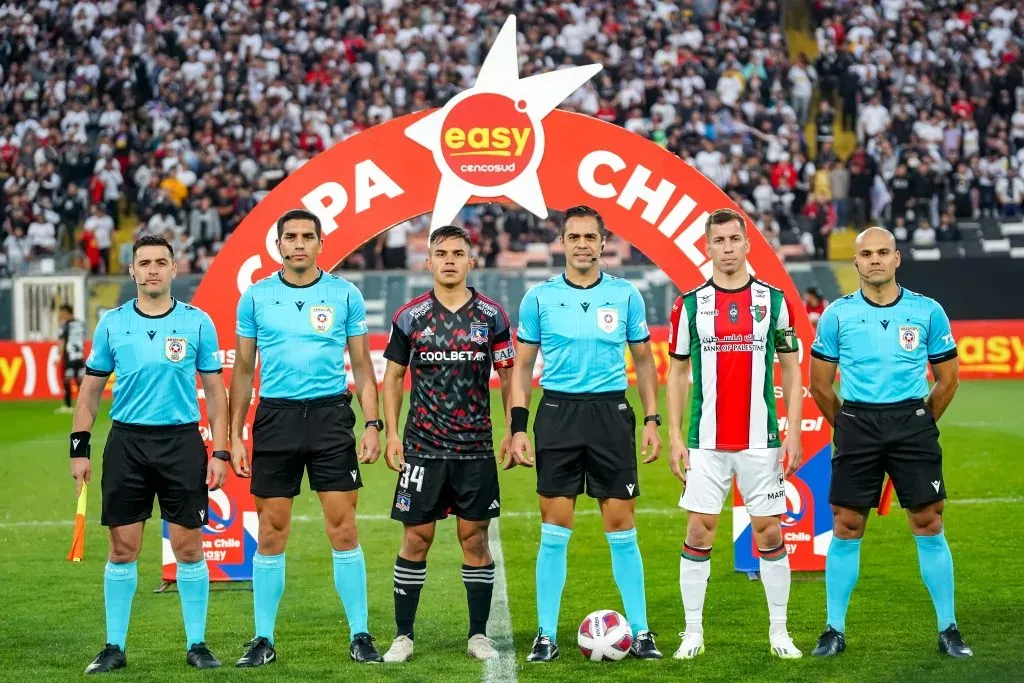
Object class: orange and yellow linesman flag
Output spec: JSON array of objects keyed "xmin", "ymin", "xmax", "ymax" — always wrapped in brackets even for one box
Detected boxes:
[
  {"xmin": 68, "ymin": 483, "xmax": 88, "ymax": 562},
  {"xmin": 877, "ymin": 477, "xmax": 896, "ymax": 516}
]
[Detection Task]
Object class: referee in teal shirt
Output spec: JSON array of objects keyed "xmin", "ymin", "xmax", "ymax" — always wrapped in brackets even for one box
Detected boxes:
[
  {"xmin": 229, "ymin": 209, "xmax": 384, "ymax": 666},
  {"xmin": 508, "ymin": 206, "xmax": 663, "ymax": 662},
  {"xmin": 809, "ymin": 227, "xmax": 971, "ymax": 659},
  {"xmin": 72, "ymin": 235, "xmax": 229, "ymax": 673}
]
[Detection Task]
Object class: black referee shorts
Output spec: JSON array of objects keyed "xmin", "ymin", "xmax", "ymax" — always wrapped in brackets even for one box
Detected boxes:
[
  {"xmin": 830, "ymin": 398, "xmax": 945, "ymax": 510},
  {"xmin": 251, "ymin": 392, "xmax": 361, "ymax": 498},
  {"xmin": 534, "ymin": 390, "xmax": 639, "ymax": 500},
  {"xmin": 101, "ymin": 422, "xmax": 208, "ymax": 529}
]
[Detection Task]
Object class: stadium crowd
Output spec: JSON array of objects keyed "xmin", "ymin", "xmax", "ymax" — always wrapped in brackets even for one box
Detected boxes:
[
  {"xmin": 809, "ymin": 0, "xmax": 1024, "ymax": 249},
  {"xmin": 0, "ymin": 0, "xmax": 1022, "ymax": 276}
]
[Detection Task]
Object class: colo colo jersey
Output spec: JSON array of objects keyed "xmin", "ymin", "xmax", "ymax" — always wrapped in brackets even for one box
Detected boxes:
[
  {"xmin": 86, "ymin": 299, "xmax": 222, "ymax": 425},
  {"xmin": 385, "ymin": 289, "xmax": 515, "ymax": 459},
  {"xmin": 61, "ymin": 318, "xmax": 87, "ymax": 363},
  {"xmin": 237, "ymin": 270, "xmax": 368, "ymax": 400},
  {"xmin": 517, "ymin": 273, "xmax": 650, "ymax": 394},
  {"xmin": 810, "ymin": 287, "xmax": 957, "ymax": 403},
  {"xmin": 669, "ymin": 277, "xmax": 797, "ymax": 450}
]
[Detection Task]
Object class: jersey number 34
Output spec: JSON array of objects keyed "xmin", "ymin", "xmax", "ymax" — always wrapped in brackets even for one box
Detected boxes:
[{"xmin": 400, "ymin": 464, "xmax": 426, "ymax": 493}]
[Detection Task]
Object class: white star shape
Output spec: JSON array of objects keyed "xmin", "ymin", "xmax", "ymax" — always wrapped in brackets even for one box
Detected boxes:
[{"xmin": 404, "ymin": 15, "xmax": 602, "ymax": 231}]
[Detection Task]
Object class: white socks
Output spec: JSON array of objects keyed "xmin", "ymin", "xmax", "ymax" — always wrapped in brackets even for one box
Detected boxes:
[
  {"xmin": 679, "ymin": 547, "xmax": 712, "ymax": 635},
  {"xmin": 759, "ymin": 549, "xmax": 791, "ymax": 636}
]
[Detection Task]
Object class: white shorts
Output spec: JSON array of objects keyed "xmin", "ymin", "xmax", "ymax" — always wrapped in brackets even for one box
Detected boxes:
[{"xmin": 679, "ymin": 447, "xmax": 787, "ymax": 517}]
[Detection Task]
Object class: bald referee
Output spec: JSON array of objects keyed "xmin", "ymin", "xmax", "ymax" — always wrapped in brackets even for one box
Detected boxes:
[
  {"xmin": 809, "ymin": 227, "xmax": 971, "ymax": 658},
  {"xmin": 509, "ymin": 205, "xmax": 663, "ymax": 662}
]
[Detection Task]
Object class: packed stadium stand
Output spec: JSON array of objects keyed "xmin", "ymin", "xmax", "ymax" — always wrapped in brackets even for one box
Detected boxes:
[{"xmin": 0, "ymin": 0, "xmax": 1022, "ymax": 279}]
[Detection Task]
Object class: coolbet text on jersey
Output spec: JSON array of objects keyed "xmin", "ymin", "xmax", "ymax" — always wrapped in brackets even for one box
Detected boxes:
[
  {"xmin": 516, "ymin": 273, "xmax": 650, "ymax": 392},
  {"xmin": 384, "ymin": 289, "xmax": 515, "ymax": 459},
  {"xmin": 810, "ymin": 287, "xmax": 957, "ymax": 403},
  {"xmin": 668, "ymin": 277, "xmax": 798, "ymax": 451},
  {"xmin": 85, "ymin": 299, "xmax": 222, "ymax": 424},
  {"xmin": 236, "ymin": 271, "xmax": 368, "ymax": 399}
]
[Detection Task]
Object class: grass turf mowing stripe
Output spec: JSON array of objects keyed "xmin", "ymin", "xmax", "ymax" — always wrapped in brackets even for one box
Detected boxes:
[{"xmin": 4, "ymin": 497, "xmax": 1022, "ymax": 529}]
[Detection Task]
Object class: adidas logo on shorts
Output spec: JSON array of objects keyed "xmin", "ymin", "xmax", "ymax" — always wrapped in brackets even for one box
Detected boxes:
[{"xmin": 488, "ymin": 500, "xmax": 500, "ymax": 510}]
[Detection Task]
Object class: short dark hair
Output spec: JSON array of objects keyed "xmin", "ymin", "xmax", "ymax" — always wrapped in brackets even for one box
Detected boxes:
[
  {"xmin": 704, "ymin": 208, "xmax": 746, "ymax": 239},
  {"xmin": 561, "ymin": 205, "xmax": 607, "ymax": 238},
  {"xmin": 59, "ymin": 304, "xmax": 74, "ymax": 315},
  {"xmin": 276, "ymin": 208, "xmax": 322, "ymax": 239},
  {"xmin": 429, "ymin": 224, "xmax": 472, "ymax": 249},
  {"xmin": 132, "ymin": 234, "xmax": 174, "ymax": 260}
]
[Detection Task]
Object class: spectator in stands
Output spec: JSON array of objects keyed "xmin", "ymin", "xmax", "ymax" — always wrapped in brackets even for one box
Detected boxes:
[
  {"xmin": 912, "ymin": 222, "xmax": 938, "ymax": 248},
  {"xmin": 804, "ymin": 286, "xmax": 828, "ymax": 327},
  {"xmin": 83, "ymin": 204, "xmax": 114, "ymax": 275},
  {"xmin": 188, "ymin": 196, "xmax": 222, "ymax": 253},
  {"xmin": 996, "ymin": 169, "xmax": 1024, "ymax": 219},
  {"xmin": 936, "ymin": 213, "xmax": 962, "ymax": 242}
]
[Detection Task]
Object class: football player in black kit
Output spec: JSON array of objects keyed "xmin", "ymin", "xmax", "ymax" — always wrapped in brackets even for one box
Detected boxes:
[
  {"xmin": 380, "ymin": 225, "xmax": 515, "ymax": 663},
  {"xmin": 57, "ymin": 304, "xmax": 87, "ymax": 414}
]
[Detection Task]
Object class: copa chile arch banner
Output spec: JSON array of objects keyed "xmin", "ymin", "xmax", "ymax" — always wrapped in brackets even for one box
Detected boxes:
[{"xmin": 163, "ymin": 17, "xmax": 832, "ymax": 581}]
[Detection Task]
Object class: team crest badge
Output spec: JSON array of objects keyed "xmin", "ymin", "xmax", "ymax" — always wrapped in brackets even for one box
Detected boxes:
[
  {"xmin": 728, "ymin": 302, "xmax": 739, "ymax": 323},
  {"xmin": 597, "ymin": 307, "xmax": 618, "ymax": 333},
  {"xmin": 899, "ymin": 325, "xmax": 920, "ymax": 351},
  {"xmin": 310, "ymin": 305, "xmax": 334, "ymax": 333},
  {"xmin": 470, "ymin": 323, "xmax": 488, "ymax": 344},
  {"xmin": 395, "ymin": 494, "xmax": 411, "ymax": 513},
  {"xmin": 165, "ymin": 337, "xmax": 187, "ymax": 363},
  {"xmin": 750, "ymin": 304, "xmax": 767, "ymax": 322}
]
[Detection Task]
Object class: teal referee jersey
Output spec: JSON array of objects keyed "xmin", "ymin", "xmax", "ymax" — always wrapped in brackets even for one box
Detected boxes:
[
  {"xmin": 85, "ymin": 299, "xmax": 222, "ymax": 425},
  {"xmin": 517, "ymin": 273, "xmax": 650, "ymax": 393},
  {"xmin": 810, "ymin": 287, "xmax": 957, "ymax": 403},
  {"xmin": 236, "ymin": 270, "xmax": 368, "ymax": 400}
]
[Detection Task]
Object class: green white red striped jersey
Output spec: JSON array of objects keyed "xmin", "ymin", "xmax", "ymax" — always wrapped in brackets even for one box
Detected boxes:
[{"xmin": 668, "ymin": 277, "xmax": 798, "ymax": 450}]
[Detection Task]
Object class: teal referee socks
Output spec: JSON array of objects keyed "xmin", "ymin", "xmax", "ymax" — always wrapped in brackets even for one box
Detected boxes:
[
  {"xmin": 176, "ymin": 559, "xmax": 209, "ymax": 648},
  {"xmin": 536, "ymin": 524, "xmax": 572, "ymax": 640},
  {"xmin": 915, "ymin": 532, "xmax": 957, "ymax": 631},
  {"xmin": 333, "ymin": 546, "xmax": 369, "ymax": 640},
  {"xmin": 104, "ymin": 561, "xmax": 138, "ymax": 650},
  {"xmin": 607, "ymin": 528, "xmax": 649, "ymax": 635},
  {"xmin": 253, "ymin": 552, "xmax": 286, "ymax": 644},
  {"xmin": 825, "ymin": 537, "xmax": 861, "ymax": 632}
]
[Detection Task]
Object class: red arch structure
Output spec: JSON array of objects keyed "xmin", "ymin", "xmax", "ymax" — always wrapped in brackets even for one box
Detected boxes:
[{"xmin": 179, "ymin": 109, "xmax": 832, "ymax": 581}]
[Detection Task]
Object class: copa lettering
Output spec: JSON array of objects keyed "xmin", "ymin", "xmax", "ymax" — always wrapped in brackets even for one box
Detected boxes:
[
  {"xmin": 238, "ymin": 160, "xmax": 404, "ymax": 292},
  {"xmin": 444, "ymin": 126, "xmax": 531, "ymax": 156}
]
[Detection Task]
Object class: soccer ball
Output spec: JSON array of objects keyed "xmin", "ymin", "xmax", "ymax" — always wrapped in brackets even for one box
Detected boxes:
[{"xmin": 577, "ymin": 610, "xmax": 633, "ymax": 662}]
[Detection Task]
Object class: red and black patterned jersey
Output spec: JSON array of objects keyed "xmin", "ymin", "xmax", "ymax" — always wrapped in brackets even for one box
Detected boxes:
[{"xmin": 384, "ymin": 288, "xmax": 515, "ymax": 459}]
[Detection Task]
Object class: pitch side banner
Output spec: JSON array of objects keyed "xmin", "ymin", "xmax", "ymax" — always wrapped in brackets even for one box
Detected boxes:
[{"xmin": 179, "ymin": 15, "xmax": 832, "ymax": 577}]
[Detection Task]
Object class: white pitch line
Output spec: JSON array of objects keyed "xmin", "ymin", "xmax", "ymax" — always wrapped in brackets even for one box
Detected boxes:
[
  {"xmin": 483, "ymin": 518, "xmax": 517, "ymax": 683},
  {"xmin": 3, "ymin": 497, "xmax": 1022, "ymax": 529}
]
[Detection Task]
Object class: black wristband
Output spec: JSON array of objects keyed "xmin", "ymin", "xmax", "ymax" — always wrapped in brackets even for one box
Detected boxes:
[
  {"xmin": 212, "ymin": 450, "xmax": 230, "ymax": 462},
  {"xmin": 510, "ymin": 407, "xmax": 529, "ymax": 435},
  {"xmin": 70, "ymin": 431, "xmax": 91, "ymax": 459}
]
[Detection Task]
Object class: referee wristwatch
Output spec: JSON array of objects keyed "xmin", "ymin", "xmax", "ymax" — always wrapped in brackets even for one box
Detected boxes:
[
  {"xmin": 643, "ymin": 414, "xmax": 662, "ymax": 426},
  {"xmin": 365, "ymin": 419, "xmax": 384, "ymax": 432}
]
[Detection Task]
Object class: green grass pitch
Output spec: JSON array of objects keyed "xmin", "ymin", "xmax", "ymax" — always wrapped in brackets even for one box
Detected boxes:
[{"xmin": 0, "ymin": 381, "xmax": 1021, "ymax": 682}]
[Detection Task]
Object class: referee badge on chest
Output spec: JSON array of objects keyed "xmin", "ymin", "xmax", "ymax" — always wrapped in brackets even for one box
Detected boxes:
[
  {"xmin": 899, "ymin": 325, "xmax": 920, "ymax": 351},
  {"xmin": 165, "ymin": 337, "xmax": 187, "ymax": 363},
  {"xmin": 597, "ymin": 307, "xmax": 618, "ymax": 333},
  {"xmin": 310, "ymin": 305, "xmax": 334, "ymax": 334}
]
